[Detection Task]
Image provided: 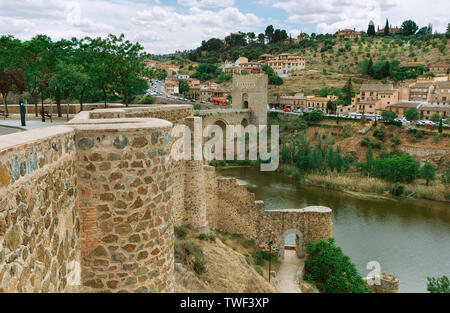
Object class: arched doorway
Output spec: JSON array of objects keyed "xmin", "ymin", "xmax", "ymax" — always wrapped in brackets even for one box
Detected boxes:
[
  {"xmin": 241, "ymin": 118, "xmax": 249, "ymax": 127},
  {"xmin": 279, "ymin": 229, "xmax": 304, "ymax": 260},
  {"xmin": 212, "ymin": 119, "xmax": 227, "ymax": 158},
  {"xmin": 242, "ymin": 93, "xmax": 249, "ymax": 109}
]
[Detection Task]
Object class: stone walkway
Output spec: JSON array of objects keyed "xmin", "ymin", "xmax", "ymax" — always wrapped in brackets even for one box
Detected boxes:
[
  {"xmin": 0, "ymin": 119, "xmax": 66, "ymax": 133},
  {"xmin": 277, "ymin": 250, "xmax": 303, "ymax": 293}
]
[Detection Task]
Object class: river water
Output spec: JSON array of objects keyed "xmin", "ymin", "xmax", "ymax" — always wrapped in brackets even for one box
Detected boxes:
[{"xmin": 216, "ymin": 167, "xmax": 450, "ymax": 293}]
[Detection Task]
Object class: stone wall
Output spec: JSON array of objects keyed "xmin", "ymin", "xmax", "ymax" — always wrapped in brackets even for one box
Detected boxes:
[
  {"xmin": 0, "ymin": 126, "xmax": 80, "ymax": 292},
  {"xmin": 5, "ymin": 103, "xmax": 124, "ymax": 115},
  {"xmin": 399, "ymin": 145, "xmax": 450, "ymax": 157},
  {"xmin": 210, "ymin": 177, "xmax": 332, "ymax": 257},
  {"xmin": 68, "ymin": 115, "xmax": 176, "ymax": 293},
  {"xmin": 365, "ymin": 274, "xmax": 399, "ymax": 293}
]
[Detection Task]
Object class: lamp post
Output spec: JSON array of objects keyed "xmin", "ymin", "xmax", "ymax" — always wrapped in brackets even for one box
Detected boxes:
[{"xmin": 268, "ymin": 240, "xmax": 273, "ymax": 282}]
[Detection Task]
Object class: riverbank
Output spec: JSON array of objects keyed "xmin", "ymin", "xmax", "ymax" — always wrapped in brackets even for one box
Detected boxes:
[
  {"xmin": 279, "ymin": 164, "xmax": 450, "ymax": 203},
  {"xmin": 213, "ymin": 163, "xmax": 449, "ymax": 203}
]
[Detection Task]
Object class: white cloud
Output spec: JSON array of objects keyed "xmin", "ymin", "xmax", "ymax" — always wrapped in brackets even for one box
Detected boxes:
[
  {"xmin": 258, "ymin": 0, "xmax": 449, "ymax": 34},
  {"xmin": 178, "ymin": 0, "xmax": 235, "ymax": 8}
]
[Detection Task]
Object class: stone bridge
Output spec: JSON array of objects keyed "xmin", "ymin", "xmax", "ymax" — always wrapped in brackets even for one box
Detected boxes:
[{"xmin": 194, "ymin": 109, "xmax": 252, "ymax": 129}]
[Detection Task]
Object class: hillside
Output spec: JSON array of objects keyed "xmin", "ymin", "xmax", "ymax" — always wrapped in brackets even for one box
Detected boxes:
[
  {"xmin": 216, "ymin": 36, "xmax": 449, "ymax": 96},
  {"xmin": 174, "ymin": 227, "xmax": 277, "ymax": 293}
]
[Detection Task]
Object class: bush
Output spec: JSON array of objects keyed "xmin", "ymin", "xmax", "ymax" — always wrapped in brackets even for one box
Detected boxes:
[
  {"xmin": 373, "ymin": 129, "xmax": 386, "ymax": 141},
  {"xmin": 175, "ymin": 241, "xmax": 207, "ymax": 275},
  {"xmin": 390, "ymin": 183, "xmax": 405, "ymax": 196},
  {"xmin": 304, "ymin": 238, "xmax": 372, "ymax": 293},
  {"xmin": 251, "ymin": 251, "xmax": 272, "ymax": 266},
  {"xmin": 198, "ymin": 233, "xmax": 208, "ymax": 241},
  {"xmin": 304, "ymin": 110, "xmax": 324, "ymax": 121},
  {"xmin": 138, "ymin": 95, "xmax": 153, "ymax": 104},
  {"xmin": 208, "ymin": 234, "xmax": 216, "ymax": 242},
  {"xmin": 427, "ymin": 276, "xmax": 450, "ymax": 293},
  {"xmin": 174, "ymin": 226, "xmax": 189, "ymax": 240},
  {"xmin": 253, "ymin": 266, "xmax": 264, "ymax": 277}
]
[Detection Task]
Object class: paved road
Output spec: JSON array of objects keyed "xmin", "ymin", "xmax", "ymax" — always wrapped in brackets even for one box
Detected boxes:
[
  {"xmin": 277, "ymin": 250, "xmax": 303, "ymax": 293},
  {"xmin": 0, "ymin": 126, "xmax": 21, "ymax": 136}
]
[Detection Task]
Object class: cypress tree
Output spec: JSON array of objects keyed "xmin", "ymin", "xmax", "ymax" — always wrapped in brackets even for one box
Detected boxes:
[
  {"xmin": 335, "ymin": 145, "xmax": 343, "ymax": 173},
  {"xmin": 439, "ymin": 119, "xmax": 443, "ymax": 134},
  {"xmin": 366, "ymin": 145, "xmax": 373, "ymax": 175},
  {"xmin": 384, "ymin": 19, "xmax": 390, "ymax": 36}
]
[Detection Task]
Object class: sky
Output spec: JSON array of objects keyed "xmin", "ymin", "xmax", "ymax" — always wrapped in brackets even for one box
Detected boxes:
[{"xmin": 0, "ymin": 0, "xmax": 449, "ymax": 55}]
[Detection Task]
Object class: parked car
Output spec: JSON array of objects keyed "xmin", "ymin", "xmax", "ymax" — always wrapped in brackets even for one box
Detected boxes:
[{"xmin": 283, "ymin": 108, "xmax": 291, "ymax": 112}]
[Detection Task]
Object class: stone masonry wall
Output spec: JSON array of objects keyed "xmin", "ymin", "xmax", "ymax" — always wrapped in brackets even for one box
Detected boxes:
[
  {"xmin": 210, "ymin": 177, "xmax": 332, "ymax": 257},
  {"xmin": 72, "ymin": 119, "xmax": 175, "ymax": 293},
  {"xmin": 0, "ymin": 127, "xmax": 80, "ymax": 292}
]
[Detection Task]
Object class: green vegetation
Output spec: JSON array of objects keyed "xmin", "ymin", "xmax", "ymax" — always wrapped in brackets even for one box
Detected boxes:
[
  {"xmin": 304, "ymin": 238, "xmax": 372, "ymax": 293},
  {"xmin": 427, "ymin": 275, "xmax": 450, "ymax": 293},
  {"xmin": 420, "ymin": 163, "xmax": 436, "ymax": 186},
  {"xmin": 175, "ymin": 241, "xmax": 207, "ymax": 276},
  {"xmin": 405, "ymin": 107, "xmax": 420, "ymax": 121},
  {"xmin": 174, "ymin": 225, "xmax": 189, "ymax": 240},
  {"xmin": 0, "ymin": 34, "xmax": 149, "ymax": 115},
  {"xmin": 357, "ymin": 153, "xmax": 419, "ymax": 182}
]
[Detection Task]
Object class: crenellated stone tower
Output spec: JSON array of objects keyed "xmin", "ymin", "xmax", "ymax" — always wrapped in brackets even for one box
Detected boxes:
[{"xmin": 232, "ymin": 74, "xmax": 268, "ymax": 125}]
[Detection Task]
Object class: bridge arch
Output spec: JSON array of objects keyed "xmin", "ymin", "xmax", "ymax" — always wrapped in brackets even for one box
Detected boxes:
[{"xmin": 279, "ymin": 229, "xmax": 304, "ymax": 260}]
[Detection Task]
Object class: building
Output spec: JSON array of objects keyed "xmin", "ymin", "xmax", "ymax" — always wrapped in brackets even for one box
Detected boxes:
[
  {"xmin": 144, "ymin": 59, "xmax": 161, "ymax": 68},
  {"xmin": 336, "ymin": 29, "xmax": 362, "ymax": 39},
  {"xmin": 266, "ymin": 53, "xmax": 306, "ymax": 77},
  {"xmin": 155, "ymin": 64, "xmax": 180, "ymax": 76},
  {"xmin": 386, "ymin": 102, "xmax": 421, "ymax": 118},
  {"xmin": 358, "ymin": 83, "xmax": 399, "ymax": 114},
  {"xmin": 258, "ymin": 54, "xmax": 274, "ymax": 64},
  {"xmin": 223, "ymin": 57, "xmax": 262, "ymax": 74},
  {"xmin": 430, "ymin": 81, "xmax": 450, "ymax": 104},
  {"xmin": 164, "ymin": 78, "xmax": 179, "ymax": 95},
  {"xmin": 279, "ymin": 94, "xmax": 338, "ymax": 112},
  {"xmin": 429, "ymin": 60, "xmax": 450, "ymax": 75},
  {"xmin": 408, "ymin": 81, "xmax": 434, "ymax": 101}
]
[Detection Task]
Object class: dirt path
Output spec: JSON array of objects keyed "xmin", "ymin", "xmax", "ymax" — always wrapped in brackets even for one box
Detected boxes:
[{"xmin": 277, "ymin": 250, "xmax": 302, "ymax": 293}]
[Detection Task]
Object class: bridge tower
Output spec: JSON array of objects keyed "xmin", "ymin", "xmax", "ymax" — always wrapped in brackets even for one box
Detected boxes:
[{"xmin": 232, "ymin": 74, "xmax": 268, "ymax": 125}]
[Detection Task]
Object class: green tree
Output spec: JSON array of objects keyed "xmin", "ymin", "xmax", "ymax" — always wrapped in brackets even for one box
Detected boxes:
[
  {"xmin": 420, "ymin": 163, "xmax": 436, "ymax": 186},
  {"xmin": 342, "ymin": 78, "xmax": 353, "ymax": 105},
  {"xmin": 48, "ymin": 62, "xmax": 89, "ymax": 116},
  {"xmin": 381, "ymin": 110, "xmax": 397, "ymax": 122},
  {"xmin": 441, "ymin": 168, "xmax": 450, "ymax": 185},
  {"xmin": 404, "ymin": 107, "xmax": 419, "ymax": 121},
  {"xmin": 366, "ymin": 145, "xmax": 374, "ymax": 174},
  {"xmin": 326, "ymin": 100, "xmax": 336, "ymax": 114},
  {"xmin": 179, "ymin": 80, "xmax": 189, "ymax": 96},
  {"xmin": 367, "ymin": 21, "xmax": 376, "ymax": 37},
  {"xmin": 401, "ymin": 20, "xmax": 419, "ymax": 36},
  {"xmin": 427, "ymin": 276, "xmax": 450, "ymax": 293},
  {"xmin": 304, "ymin": 238, "xmax": 372, "ymax": 293},
  {"xmin": 265, "ymin": 25, "xmax": 274, "ymax": 43},
  {"xmin": 439, "ymin": 119, "xmax": 443, "ymax": 134},
  {"xmin": 430, "ymin": 113, "xmax": 441, "ymax": 123},
  {"xmin": 384, "ymin": 19, "xmax": 390, "ymax": 36}
]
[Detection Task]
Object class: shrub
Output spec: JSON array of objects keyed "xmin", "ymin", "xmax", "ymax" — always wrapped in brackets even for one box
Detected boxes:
[
  {"xmin": 304, "ymin": 238, "xmax": 372, "ymax": 293},
  {"xmin": 208, "ymin": 234, "xmax": 216, "ymax": 242},
  {"xmin": 253, "ymin": 266, "xmax": 264, "ymax": 277},
  {"xmin": 390, "ymin": 183, "xmax": 405, "ymax": 196},
  {"xmin": 427, "ymin": 276, "xmax": 450, "ymax": 293},
  {"xmin": 138, "ymin": 95, "xmax": 153, "ymax": 104},
  {"xmin": 198, "ymin": 233, "xmax": 208, "ymax": 241},
  {"xmin": 373, "ymin": 129, "xmax": 386, "ymax": 141},
  {"xmin": 174, "ymin": 226, "xmax": 189, "ymax": 240},
  {"xmin": 175, "ymin": 241, "xmax": 207, "ymax": 275},
  {"xmin": 304, "ymin": 110, "xmax": 324, "ymax": 121},
  {"xmin": 251, "ymin": 251, "xmax": 272, "ymax": 266}
]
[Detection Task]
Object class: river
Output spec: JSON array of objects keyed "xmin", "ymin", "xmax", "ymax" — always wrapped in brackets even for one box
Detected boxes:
[{"xmin": 216, "ymin": 167, "xmax": 450, "ymax": 293}]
